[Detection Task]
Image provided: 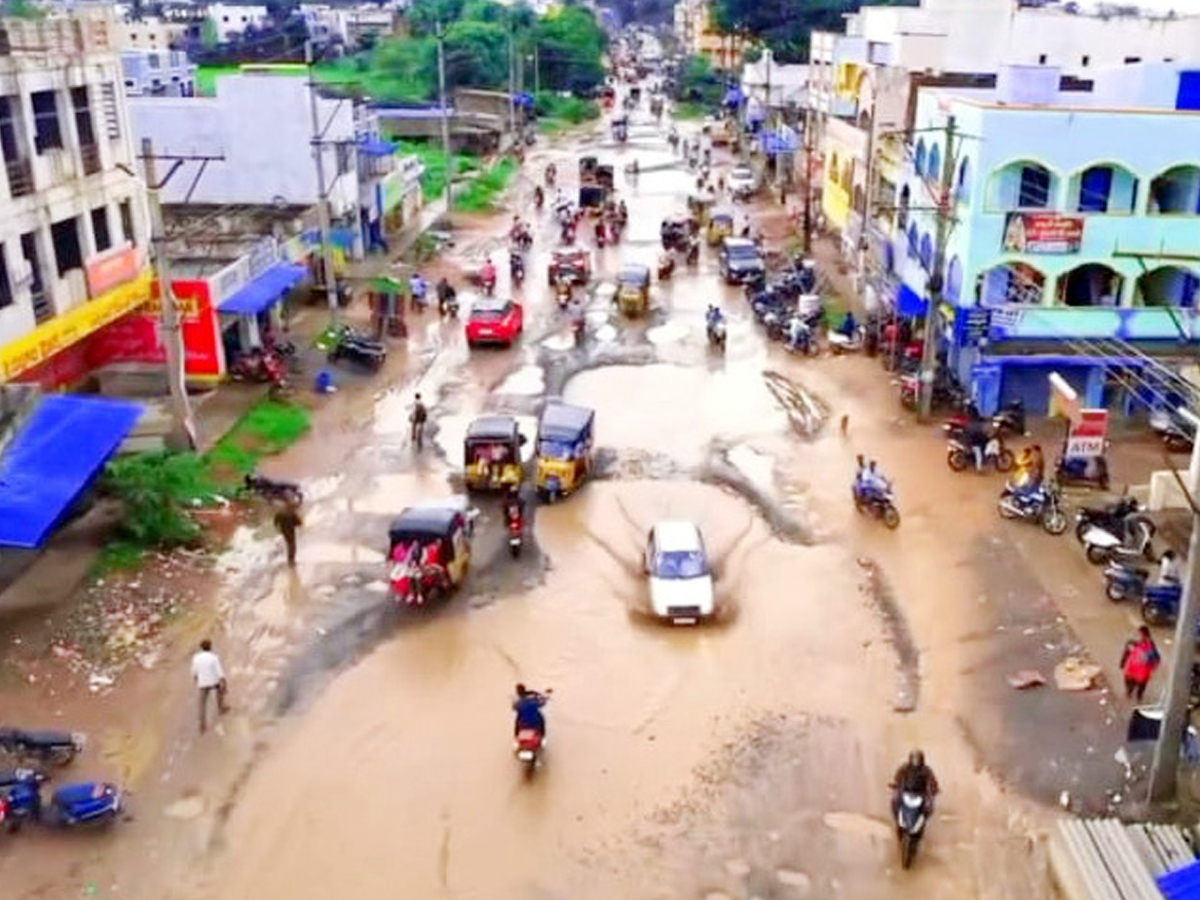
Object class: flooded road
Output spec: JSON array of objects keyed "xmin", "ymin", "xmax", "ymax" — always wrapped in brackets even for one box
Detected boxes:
[{"xmin": 7, "ymin": 92, "xmax": 1127, "ymax": 900}]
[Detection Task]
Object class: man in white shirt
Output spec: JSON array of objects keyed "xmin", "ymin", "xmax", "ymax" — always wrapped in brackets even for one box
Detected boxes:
[{"xmin": 191, "ymin": 639, "xmax": 228, "ymax": 734}]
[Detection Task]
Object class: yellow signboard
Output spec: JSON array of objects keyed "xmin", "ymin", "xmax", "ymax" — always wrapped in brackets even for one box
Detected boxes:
[{"xmin": 0, "ymin": 268, "xmax": 153, "ymax": 384}]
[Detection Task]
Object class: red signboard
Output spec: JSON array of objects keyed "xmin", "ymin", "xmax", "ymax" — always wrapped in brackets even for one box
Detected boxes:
[
  {"xmin": 1001, "ymin": 212, "xmax": 1084, "ymax": 254},
  {"xmin": 1066, "ymin": 408, "xmax": 1109, "ymax": 458},
  {"xmin": 88, "ymin": 279, "xmax": 224, "ymax": 378},
  {"xmin": 85, "ymin": 245, "xmax": 143, "ymax": 298}
]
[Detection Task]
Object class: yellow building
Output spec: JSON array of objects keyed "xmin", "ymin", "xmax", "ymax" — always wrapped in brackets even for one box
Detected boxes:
[{"xmin": 673, "ymin": 0, "xmax": 745, "ymax": 71}]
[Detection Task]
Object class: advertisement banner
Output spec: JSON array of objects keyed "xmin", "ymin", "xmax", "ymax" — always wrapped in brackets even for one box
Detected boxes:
[
  {"xmin": 1001, "ymin": 212, "xmax": 1084, "ymax": 254},
  {"xmin": 1066, "ymin": 408, "xmax": 1109, "ymax": 458},
  {"xmin": 85, "ymin": 244, "xmax": 142, "ymax": 298},
  {"xmin": 0, "ymin": 268, "xmax": 152, "ymax": 383}
]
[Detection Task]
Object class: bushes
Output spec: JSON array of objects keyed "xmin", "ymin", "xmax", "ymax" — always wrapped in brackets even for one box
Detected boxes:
[
  {"xmin": 534, "ymin": 92, "xmax": 600, "ymax": 125},
  {"xmin": 456, "ymin": 158, "xmax": 516, "ymax": 212}
]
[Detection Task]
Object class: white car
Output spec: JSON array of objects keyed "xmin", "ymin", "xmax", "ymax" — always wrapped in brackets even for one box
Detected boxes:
[
  {"xmin": 727, "ymin": 165, "xmax": 758, "ymax": 199},
  {"xmin": 645, "ymin": 521, "xmax": 715, "ymax": 625}
]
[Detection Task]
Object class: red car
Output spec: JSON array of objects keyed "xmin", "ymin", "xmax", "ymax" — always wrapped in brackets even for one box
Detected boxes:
[{"xmin": 466, "ymin": 295, "xmax": 524, "ymax": 348}]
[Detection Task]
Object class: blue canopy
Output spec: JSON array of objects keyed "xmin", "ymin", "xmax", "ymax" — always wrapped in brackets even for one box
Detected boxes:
[
  {"xmin": 897, "ymin": 283, "xmax": 928, "ymax": 317},
  {"xmin": 218, "ymin": 263, "xmax": 306, "ymax": 316},
  {"xmin": 0, "ymin": 395, "xmax": 142, "ymax": 549},
  {"xmin": 359, "ymin": 137, "xmax": 397, "ymax": 157},
  {"xmin": 1160, "ymin": 860, "xmax": 1200, "ymax": 899}
]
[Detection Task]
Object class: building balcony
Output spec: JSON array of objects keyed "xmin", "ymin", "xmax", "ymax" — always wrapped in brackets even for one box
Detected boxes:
[
  {"xmin": 80, "ymin": 143, "xmax": 101, "ymax": 176},
  {"xmin": 5, "ymin": 157, "xmax": 32, "ymax": 198}
]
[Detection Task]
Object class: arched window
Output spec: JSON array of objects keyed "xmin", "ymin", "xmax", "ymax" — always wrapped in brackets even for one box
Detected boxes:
[
  {"xmin": 946, "ymin": 256, "xmax": 963, "ymax": 304},
  {"xmin": 927, "ymin": 144, "xmax": 942, "ymax": 181},
  {"xmin": 919, "ymin": 233, "xmax": 933, "ymax": 271},
  {"xmin": 957, "ymin": 157, "xmax": 972, "ymax": 203},
  {"xmin": 914, "ymin": 139, "xmax": 927, "ymax": 177},
  {"xmin": 898, "ymin": 184, "xmax": 911, "ymax": 229},
  {"xmin": 907, "ymin": 223, "xmax": 919, "ymax": 258}
]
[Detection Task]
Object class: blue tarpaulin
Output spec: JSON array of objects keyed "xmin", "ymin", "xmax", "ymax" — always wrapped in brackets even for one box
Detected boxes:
[
  {"xmin": 1159, "ymin": 859, "xmax": 1200, "ymax": 899},
  {"xmin": 218, "ymin": 263, "xmax": 306, "ymax": 316},
  {"xmin": 0, "ymin": 395, "xmax": 142, "ymax": 549},
  {"xmin": 897, "ymin": 283, "xmax": 928, "ymax": 317},
  {"xmin": 358, "ymin": 137, "xmax": 398, "ymax": 157}
]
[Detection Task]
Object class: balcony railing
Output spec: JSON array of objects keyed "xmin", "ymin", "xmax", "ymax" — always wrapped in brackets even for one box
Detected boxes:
[
  {"xmin": 80, "ymin": 142, "xmax": 100, "ymax": 176},
  {"xmin": 30, "ymin": 289, "xmax": 51, "ymax": 324},
  {"xmin": 6, "ymin": 157, "xmax": 32, "ymax": 197}
]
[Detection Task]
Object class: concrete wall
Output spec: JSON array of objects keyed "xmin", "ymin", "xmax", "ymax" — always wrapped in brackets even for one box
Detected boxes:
[{"xmin": 130, "ymin": 74, "xmax": 358, "ymax": 215}]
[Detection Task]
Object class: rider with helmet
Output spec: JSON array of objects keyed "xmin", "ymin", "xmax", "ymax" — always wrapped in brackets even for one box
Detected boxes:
[
  {"xmin": 513, "ymin": 683, "xmax": 549, "ymax": 738},
  {"xmin": 890, "ymin": 749, "xmax": 939, "ymax": 818}
]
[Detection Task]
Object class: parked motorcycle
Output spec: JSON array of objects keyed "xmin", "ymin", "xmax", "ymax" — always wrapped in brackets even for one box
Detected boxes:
[
  {"xmin": 326, "ymin": 326, "xmax": 387, "ymax": 372},
  {"xmin": 895, "ymin": 791, "xmax": 929, "ymax": 869},
  {"xmin": 852, "ymin": 481, "xmax": 901, "ymax": 529},
  {"xmin": 1074, "ymin": 497, "xmax": 1154, "ymax": 545},
  {"xmin": 243, "ymin": 473, "xmax": 303, "ymax": 506},
  {"xmin": 0, "ymin": 728, "xmax": 84, "ymax": 767},
  {"xmin": 1150, "ymin": 407, "xmax": 1195, "ymax": 454},
  {"xmin": 945, "ymin": 429, "xmax": 1014, "ymax": 473},
  {"xmin": 1081, "ymin": 523, "xmax": 1155, "ymax": 566},
  {"xmin": 1103, "ymin": 562, "xmax": 1182, "ymax": 608},
  {"xmin": 944, "ymin": 400, "xmax": 1026, "ymax": 439},
  {"xmin": 1056, "ymin": 453, "xmax": 1110, "ymax": 491},
  {"xmin": 230, "ymin": 348, "xmax": 287, "ymax": 386},
  {"xmin": 0, "ymin": 769, "xmax": 122, "ymax": 831},
  {"xmin": 997, "ymin": 480, "xmax": 1068, "ymax": 535}
]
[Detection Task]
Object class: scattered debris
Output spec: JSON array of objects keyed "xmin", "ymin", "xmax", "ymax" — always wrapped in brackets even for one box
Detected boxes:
[
  {"xmin": 1008, "ymin": 670, "xmax": 1046, "ymax": 690},
  {"xmin": 1054, "ymin": 657, "xmax": 1103, "ymax": 691}
]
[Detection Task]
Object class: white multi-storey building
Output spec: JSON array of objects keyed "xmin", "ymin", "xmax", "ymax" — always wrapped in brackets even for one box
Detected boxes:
[
  {"xmin": 207, "ymin": 3, "xmax": 269, "ymax": 42},
  {"xmin": 0, "ymin": 11, "xmax": 152, "ymax": 386}
]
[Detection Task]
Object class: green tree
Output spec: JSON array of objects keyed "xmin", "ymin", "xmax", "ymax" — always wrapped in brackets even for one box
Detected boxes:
[
  {"xmin": 373, "ymin": 33, "xmax": 438, "ymax": 100},
  {"xmin": 443, "ymin": 20, "xmax": 509, "ymax": 91},
  {"xmin": 535, "ymin": 5, "xmax": 606, "ymax": 94},
  {"xmin": 404, "ymin": 0, "xmax": 467, "ymax": 38},
  {"xmin": 677, "ymin": 55, "xmax": 723, "ymax": 107},
  {"xmin": 713, "ymin": 0, "xmax": 915, "ymax": 63}
]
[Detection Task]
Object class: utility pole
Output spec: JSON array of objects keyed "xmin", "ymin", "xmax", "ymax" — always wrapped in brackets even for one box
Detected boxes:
[
  {"xmin": 436, "ymin": 21, "xmax": 453, "ymax": 220},
  {"xmin": 802, "ymin": 103, "xmax": 814, "ymax": 253},
  {"xmin": 305, "ymin": 39, "xmax": 339, "ymax": 318},
  {"xmin": 1150, "ymin": 419, "xmax": 1200, "ymax": 801},
  {"xmin": 141, "ymin": 137, "xmax": 196, "ymax": 451},
  {"xmin": 917, "ymin": 115, "xmax": 956, "ymax": 419},
  {"xmin": 533, "ymin": 35, "xmax": 540, "ymax": 96},
  {"xmin": 857, "ymin": 99, "xmax": 877, "ymax": 286},
  {"xmin": 507, "ymin": 18, "xmax": 517, "ymax": 145}
]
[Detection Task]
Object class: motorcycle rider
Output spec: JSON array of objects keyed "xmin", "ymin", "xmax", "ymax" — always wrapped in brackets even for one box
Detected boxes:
[
  {"xmin": 963, "ymin": 408, "xmax": 991, "ymax": 472},
  {"xmin": 837, "ymin": 310, "xmax": 859, "ymax": 340},
  {"xmin": 513, "ymin": 683, "xmax": 548, "ymax": 739},
  {"xmin": 410, "ymin": 272, "xmax": 428, "ymax": 311},
  {"xmin": 787, "ymin": 313, "xmax": 812, "ymax": 352},
  {"xmin": 410, "ymin": 393, "xmax": 428, "ymax": 451},
  {"xmin": 504, "ymin": 484, "xmax": 524, "ymax": 531},
  {"xmin": 534, "ymin": 184, "xmax": 545, "ymax": 208},
  {"xmin": 890, "ymin": 749, "xmax": 939, "ymax": 820},
  {"xmin": 545, "ymin": 162, "xmax": 556, "ymax": 186},
  {"xmin": 1159, "ymin": 549, "xmax": 1182, "ymax": 585},
  {"xmin": 1013, "ymin": 444, "xmax": 1045, "ymax": 495},
  {"xmin": 480, "ymin": 256, "xmax": 497, "ymax": 292},
  {"xmin": 436, "ymin": 277, "xmax": 456, "ymax": 317},
  {"xmin": 862, "ymin": 460, "xmax": 890, "ymax": 500}
]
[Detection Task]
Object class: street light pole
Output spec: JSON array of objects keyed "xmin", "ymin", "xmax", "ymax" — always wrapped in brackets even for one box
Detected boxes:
[
  {"xmin": 1149, "ymin": 416, "xmax": 1200, "ymax": 801},
  {"xmin": 305, "ymin": 39, "xmax": 340, "ymax": 319},
  {"xmin": 917, "ymin": 114, "xmax": 956, "ymax": 420},
  {"xmin": 436, "ymin": 21, "xmax": 453, "ymax": 220}
]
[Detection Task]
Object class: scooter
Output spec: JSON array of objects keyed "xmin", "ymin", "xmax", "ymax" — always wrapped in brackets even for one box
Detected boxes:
[
  {"xmin": 945, "ymin": 430, "xmax": 1014, "ymax": 473},
  {"xmin": 0, "ymin": 729, "xmax": 84, "ymax": 767},
  {"xmin": 506, "ymin": 510, "xmax": 524, "ymax": 558},
  {"xmin": 1103, "ymin": 562, "xmax": 1182, "ymax": 606},
  {"xmin": 0, "ymin": 769, "xmax": 122, "ymax": 831},
  {"xmin": 243, "ymin": 473, "xmax": 303, "ymax": 506},
  {"xmin": 510, "ymin": 252, "xmax": 525, "ymax": 286},
  {"xmin": 1074, "ymin": 497, "xmax": 1152, "ymax": 544},
  {"xmin": 895, "ymin": 791, "xmax": 929, "ymax": 869},
  {"xmin": 514, "ymin": 698, "xmax": 550, "ymax": 777},
  {"xmin": 707, "ymin": 315, "xmax": 727, "ymax": 351},
  {"xmin": 827, "ymin": 327, "xmax": 865, "ymax": 355},
  {"xmin": 997, "ymin": 481, "xmax": 1068, "ymax": 534},
  {"xmin": 1081, "ymin": 523, "xmax": 1154, "ymax": 566}
]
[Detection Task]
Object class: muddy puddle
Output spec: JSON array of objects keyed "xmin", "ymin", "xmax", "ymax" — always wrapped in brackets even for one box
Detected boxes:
[{"xmin": 188, "ymin": 481, "xmax": 896, "ymax": 900}]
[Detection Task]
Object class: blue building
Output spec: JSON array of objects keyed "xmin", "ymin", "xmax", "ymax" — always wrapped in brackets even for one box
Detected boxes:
[{"xmin": 896, "ymin": 64, "xmax": 1200, "ymax": 416}]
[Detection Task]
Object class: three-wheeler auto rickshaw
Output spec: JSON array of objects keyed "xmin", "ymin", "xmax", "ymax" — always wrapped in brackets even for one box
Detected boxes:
[
  {"xmin": 660, "ymin": 215, "xmax": 697, "ymax": 252},
  {"xmin": 706, "ymin": 211, "xmax": 734, "ymax": 246},
  {"xmin": 579, "ymin": 155, "xmax": 598, "ymax": 183},
  {"xmin": 687, "ymin": 191, "xmax": 716, "ymax": 226},
  {"xmin": 617, "ymin": 263, "xmax": 651, "ymax": 317},
  {"xmin": 464, "ymin": 415, "xmax": 526, "ymax": 491},
  {"xmin": 387, "ymin": 498, "xmax": 476, "ymax": 606},
  {"xmin": 612, "ymin": 116, "xmax": 628, "ymax": 142},
  {"xmin": 536, "ymin": 402, "xmax": 596, "ymax": 501}
]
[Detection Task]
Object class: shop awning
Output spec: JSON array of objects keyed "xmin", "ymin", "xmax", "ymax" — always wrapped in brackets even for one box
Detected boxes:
[
  {"xmin": 359, "ymin": 137, "xmax": 398, "ymax": 157},
  {"xmin": 897, "ymin": 283, "xmax": 928, "ymax": 317},
  {"xmin": 218, "ymin": 263, "xmax": 306, "ymax": 316},
  {"xmin": 0, "ymin": 395, "xmax": 142, "ymax": 548}
]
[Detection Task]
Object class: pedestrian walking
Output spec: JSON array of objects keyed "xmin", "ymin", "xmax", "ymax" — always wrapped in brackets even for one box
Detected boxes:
[
  {"xmin": 410, "ymin": 392, "xmax": 428, "ymax": 450},
  {"xmin": 1121, "ymin": 625, "xmax": 1161, "ymax": 701},
  {"xmin": 191, "ymin": 639, "xmax": 228, "ymax": 734},
  {"xmin": 274, "ymin": 499, "xmax": 303, "ymax": 566}
]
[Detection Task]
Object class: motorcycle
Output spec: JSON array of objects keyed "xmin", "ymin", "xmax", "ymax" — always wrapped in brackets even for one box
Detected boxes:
[
  {"xmin": 658, "ymin": 253, "xmax": 675, "ymax": 281},
  {"xmin": 0, "ymin": 769, "xmax": 122, "ymax": 831},
  {"xmin": 827, "ymin": 327, "xmax": 866, "ymax": 355},
  {"xmin": 852, "ymin": 480, "xmax": 901, "ymax": 529},
  {"xmin": 534, "ymin": 185, "xmax": 544, "ymax": 209},
  {"xmin": 685, "ymin": 240, "xmax": 699, "ymax": 267},
  {"xmin": 555, "ymin": 278, "xmax": 573, "ymax": 310},
  {"xmin": 510, "ymin": 252, "xmax": 525, "ymax": 286},
  {"xmin": 945, "ymin": 400, "xmax": 1026, "ymax": 439},
  {"xmin": 506, "ymin": 509, "xmax": 524, "ymax": 558},
  {"xmin": 895, "ymin": 791, "xmax": 929, "ymax": 869},
  {"xmin": 1103, "ymin": 562, "xmax": 1182, "ymax": 610},
  {"xmin": 571, "ymin": 310, "xmax": 586, "ymax": 347},
  {"xmin": 514, "ymin": 690, "xmax": 551, "ymax": 777},
  {"xmin": 784, "ymin": 317, "xmax": 819, "ymax": 356},
  {"xmin": 560, "ymin": 221, "xmax": 576, "ymax": 245},
  {"xmin": 997, "ymin": 480, "xmax": 1068, "ymax": 535},
  {"xmin": 545, "ymin": 164, "xmax": 556, "ymax": 187},
  {"xmin": 230, "ymin": 348, "xmax": 287, "ymax": 386},
  {"xmin": 595, "ymin": 222, "xmax": 607, "ymax": 248},
  {"xmin": 1056, "ymin": 453, "xmax": 1110, "ymax": 491},
  {"xmin": 1150, "ymin": 407, "xmax": 1195, "ymax": 454},
  {"xmin": 1074, "ymin": 497, "xmax": 1153, "ymax": 545},
  {"xmin": 243, "ymin": 473, "xmax": 303, "ymax": 506},
  {"xmin": 326, "ymin": 326, "xmax": 387, "ymax": 372},
  {"xmin": 480, "ymin": 265, "xmax": 497, "ymax": 296},
  {"xmin": 1081, "ymin": 523, "xmax": 1155, "ymax": 566},
  {"xmin": 0, "ymin": 728, "xmax": 84, "ymax": 767},
  {"xmin": 945, "ymin": 430, "xmax": 1014, "ymax": 473},
  {"xmin": 707, "ymin": 316, "xmax": 727, "ymax": 352},
  {"xmin": 511, "ymin": 225, "xmax": 533, "ymax": 252}
]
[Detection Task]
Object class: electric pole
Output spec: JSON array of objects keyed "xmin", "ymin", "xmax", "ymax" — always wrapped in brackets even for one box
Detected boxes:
[
  {"xmin": 141, "ymin": 137, "xmax": 196, "ymax": 451},
  {"xmin": 305, "ymin": 39, "xmax": 340, "ymax": 318},
  {"xmin": 507, "ymin": 17, "xmax": 517, "ymax": 144},
  {"xmin": 436, "ymin": 21, "xmax": 453, "ymax": 219},
  {"xmin": 802, "ymin": 104, "xmax": 814, "ymax": 253},
  {"xmin": 857, "ymin": 99, "xmax": 877, "ymax": 286},
  {"xmin": 1149, "ymin": 420, "xmax": 1200, "ymax": 801},
  {"xmin": 917, "ymin": 115, "xmax": 956, "ymax": 419},
  {"xmin": 533, "ymin": 36, "xmax": 540, "ymax": 96}
]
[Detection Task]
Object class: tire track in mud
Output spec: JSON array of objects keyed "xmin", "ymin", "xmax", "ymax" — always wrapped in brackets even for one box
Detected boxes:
[{"xmin": 855, "ymin": 558, "xmax": 920, "ymax": 713}]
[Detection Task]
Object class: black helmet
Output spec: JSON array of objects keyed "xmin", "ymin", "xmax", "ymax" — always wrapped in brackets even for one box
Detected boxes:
[
  {"xmin": 516, "ymin": 682, "xmax": 527, "ymax": 696},
  {"xmin": 909, "ymin": 749, "xmax": 924, "ymax": 767}
]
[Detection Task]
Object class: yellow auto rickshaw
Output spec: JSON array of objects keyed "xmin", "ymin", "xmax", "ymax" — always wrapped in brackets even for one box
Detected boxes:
[
  {"xmin": 687, "ymin": 191, "xmax": 716, "ymax": 226},
  {"xmin": 387, "ymin": 498, "xmax": 476, "ymax": 606},
  {"xmin": 706, "ymin": 210, "xmax": 734, "ymax": 246},
  {"xmin": 464, "ymin": 415, "xmax": 526, "ymax": 491},
  {"xmin": 617, "ymin": 263, "xmax": 651, "ymax": 316},
  {"xmin": 536, "ymin": 402, "xmax": 595, "ymax": 501}
]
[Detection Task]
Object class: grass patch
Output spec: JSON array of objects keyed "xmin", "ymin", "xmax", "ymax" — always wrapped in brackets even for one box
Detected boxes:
[
  {"xmin": 101, "ymin": 400, "xmax": 311, "ymax": 560},
  {"xmin": 389, "ymin": 139, "xmax": 481, "ymax": 205},
  {"xmin": 675, "ymin": 101, "xmax": 709, "ymax": 121},
  {"xmin": 455, "ymin": 158, "xmax": 516, "ymax": 213},
  {"xmin": 537, "ymin": 118, "xmax": 571, "ymax": 135},
  {"xmin": 196, "ymin": 65, "xmax": 243, "ymax": 97},
  {"xmin": 534, "ymin": 92, "xmax": 599, "ymax": 124},
  {"xmin": 93, "ymin": 540, "xmax": 148, "ymax": 576}
]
